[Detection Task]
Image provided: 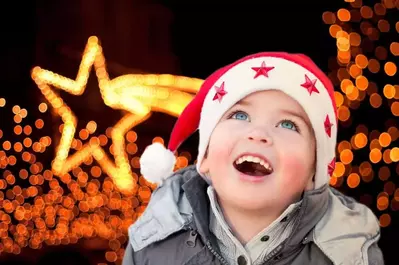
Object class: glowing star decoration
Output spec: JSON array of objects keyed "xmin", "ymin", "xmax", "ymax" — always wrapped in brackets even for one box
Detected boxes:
[
  {"xmin": 31, "ymin": 36, "xmax": 204, "ymax": 194},
  {"xmin": 213, "ymin": 82, "xmax": 228, "ymax": 102},
  {"xmin": 324, "ymin": 114, "xmax": 333, "ymax": 138},
  {"xmin": 251, "ymin": 61, "xmax": 275, "ymax": 78},
  {"xmin": 300, "ymin": 74, "xmax": 319, "ymax": 95}
]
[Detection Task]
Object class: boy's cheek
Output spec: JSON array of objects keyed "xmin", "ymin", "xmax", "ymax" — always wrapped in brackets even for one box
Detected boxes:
[{"xmin": 279, "ymin": 154, "xmax": 312, "ymax": 180}]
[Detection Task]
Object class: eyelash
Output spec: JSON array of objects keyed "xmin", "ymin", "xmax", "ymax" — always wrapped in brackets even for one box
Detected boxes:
[
  {"xmin": 279, "ymin": 119, "xmax": 300, "ymax": 133},
  {"xmin": 227, "ymin": 110, "xmax": 247, "ymax": 119},
  {"xmin": 227, "ymin": 110, "xmax": 301, "ymax": 133}
]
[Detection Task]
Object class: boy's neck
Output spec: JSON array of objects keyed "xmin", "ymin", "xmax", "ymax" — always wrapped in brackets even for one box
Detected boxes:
[{"xmin": 219, "ymin": 202, "xmax": 283, "ymax": 244}]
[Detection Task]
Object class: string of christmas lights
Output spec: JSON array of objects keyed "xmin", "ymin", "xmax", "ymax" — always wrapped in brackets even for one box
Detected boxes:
[{"xmin": 323, "ymin": 0, "xmax": 398, "ymax": 229}]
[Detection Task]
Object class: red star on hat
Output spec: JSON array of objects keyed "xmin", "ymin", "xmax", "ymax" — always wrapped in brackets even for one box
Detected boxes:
[
  {"xmin": 251, "ymin": 61, "xmax": 275, "ymax": 79},
  {"xmin": 213, "ymin": 82, "xmax": 227, "ymax": 102},
  {"xmin": 301, "ymin": 74, "xmax": 319, "ymax": 95},
  {"xmin": 328, "ymin": 158, "xmax": 335, "ymax": 176},
  {"xmin": 324, "ymin": 115, "xmax": 333, "ymax": 137}
]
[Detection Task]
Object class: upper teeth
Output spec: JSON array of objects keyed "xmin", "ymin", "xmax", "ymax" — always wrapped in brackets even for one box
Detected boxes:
[{"xmin": 235, "ymin": 155, "xmax": 272, "ymax": 170}]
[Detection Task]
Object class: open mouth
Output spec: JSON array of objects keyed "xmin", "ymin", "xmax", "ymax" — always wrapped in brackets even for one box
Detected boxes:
[{"xmin": 233, "ymin": 154, "xmax": 274, "ymax": 176}]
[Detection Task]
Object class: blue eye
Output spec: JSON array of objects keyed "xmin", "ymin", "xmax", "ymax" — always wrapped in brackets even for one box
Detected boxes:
[
  {"xmin": 278, "ymin": 120, "xmax": 298, "ymax": 131},
  {"xmin": 231, "ymin": 111, "xmax": 249, "ymax": 121}
]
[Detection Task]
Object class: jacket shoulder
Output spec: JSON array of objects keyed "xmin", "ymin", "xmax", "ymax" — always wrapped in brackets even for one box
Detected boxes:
[
  {"xmin": 127, "ymin": 166, "xmax": 198, "ymax": 252},
  {"xmin": 367, "ymin": 242, "xmax": 385, "ymax": 265},
  {"xmin": 313, "ymin": 188, "xmax": 382, "ymax": 265}
]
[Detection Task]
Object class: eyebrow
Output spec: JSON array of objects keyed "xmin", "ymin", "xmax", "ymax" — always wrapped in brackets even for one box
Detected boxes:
[
  {"xmin": 235, "ymin": 99, "xmax": 251, "ymax": 106},
  {"xmin": 279, "ymin": 109, "xmax": 311, "ymax": 128}
]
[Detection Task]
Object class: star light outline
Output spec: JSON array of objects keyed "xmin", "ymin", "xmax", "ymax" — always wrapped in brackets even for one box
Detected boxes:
[{"xmin": 31, "ymin": 36, "xmax": 202, "ymax": 194}]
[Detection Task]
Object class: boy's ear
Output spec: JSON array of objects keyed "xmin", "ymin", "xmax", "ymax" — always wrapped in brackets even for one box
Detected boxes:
[
  {"xmin": 305, "ymin": 174, "xmax": 315, "ymax": 191},
  {"xmin": 198, "ymin": 148, "xmax": 210, "ymax": 174},
  {"xmin": 199, "ymin": 156, "xmax": 210, "ymax": 175}
]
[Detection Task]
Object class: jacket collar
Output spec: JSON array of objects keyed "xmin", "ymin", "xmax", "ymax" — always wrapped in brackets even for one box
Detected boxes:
[
  {"xmin": 129, "ymin": 166, "xmax": 380, "ymax": 265},
  {"xmin": 283, "ymin": 183, "xmax": 330, "ymax": 251}
]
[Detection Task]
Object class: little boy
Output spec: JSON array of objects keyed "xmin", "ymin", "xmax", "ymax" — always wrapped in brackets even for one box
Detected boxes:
[{"xmin": 122, "ymin": 52, "xmax": 384, "ymax": 265}]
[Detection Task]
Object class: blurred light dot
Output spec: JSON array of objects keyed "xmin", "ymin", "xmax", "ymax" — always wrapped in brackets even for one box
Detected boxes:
[
  {"xmin": 391, "ymin": 147, "xmax": 399, "ymax": 162},
  {"xmin": 355, "ymin": 75, "xmax": 368, "ymax": 90},
  {"xmin": 86, "ymin": 121, "xmax": 97, "ymax": 134},
  {"xmin": 126, "ymin": 131, "xmax": 137, "ymax": 143},
  {"xmin": 377, "ymin": 196, "xmax": 389, "ymax": 211},
  {"xmin": 338, "ymin": 105, "xmax": 350, "ymax": 121},
  {"xmin": 347, "ymin": 173, "xmax": 360, "ymax": 188},
  {"xmin": 368, "ymin": 59, "xmax": 380, "ymax": 73},
  {"xmin": 0, "ymin": 98, "xmax": 6, "ymax": 107},
  {"xmin": 354, "ymin": 133, "xmax": 368, "ymax": 148},
  {"xmin": 384, "ymin": 62, "xmax": 397, "ymax": 76},
  {"xmin": 337, "ymin": 8, "xmax": 351, "ymax": 21},
  {"xmin": 369, "ymin": 93, "xmax": 382, "ymax": 108},
  {"xmin": 338, "ymin": 140, "xmax": 352, "ymax": 153},
  {"xmin": 382, "ymin": 0, "xmax": 396, "ymax": 9},
  {"xmin": 375, "ymin": 46, "xmax": 388, "ymax": 60},
  {"xmin": 379, "ymin": 132, "xmax": 391, "ymax": 147},
  {"xmin": 389, "ymin": 42, "xmax": 399, "ymax": 55},
  {"xmin": 329, "ymin": 25, "xmax": 342, "ymax": 38},
  {"xmin": 152, "ymin": 137, "xmax": 164, "ymax": 145},
  {"xmin": 379, "ymin": 214, "xmax": 391, "ymax": 228},
  {"xmin": 374, "ymin": 3, "xmax": 386, "ymax": 15},
  {"xmin": 370, "ymin": 148, "xmax": 382, "ymax": 163},
  {"xmin": 391, "ymin": 102, "xmax": 399, "ymax": 116},
  {"xmin": 379, "ymin": 166, "xmax": 391, "ymax": 181},
  {"xmin": 349, "ymin": 64, "xmax": 362, "ymax": 78},
  {"xmin": 340, "ymin": 149, "xmax": 354, "ymax": 164},
  {"xmin": 38, "ymin": 103, "xmax": 48, "ymax": 113},
  {"xmin": 383, "ymin": 84, "xmax": 396, "ymax": 99},
  {"xmin": 322, "ymin": 11, "xmax": 336, "ymax": 24},
  {"xmin": 384, "ymin": 181, "xmax": 395, "ymax": 196},
  {"xmin": 349, "ymin": 32, "xmax": 362, "ymax": 47},
  {"xmin": 35, "ymin": 119, "xmax": 44, "ymax": 129},
  {"xmin": 12, "ymin": 105, "xmax": 20, "ymax": 114},
  {"xmin": 334, "ymin": 162, "xmax": 346, "ymax": 177},
  {"xmin": 360, "ymin": 6, "xmax": 373, "ymax": 19}
]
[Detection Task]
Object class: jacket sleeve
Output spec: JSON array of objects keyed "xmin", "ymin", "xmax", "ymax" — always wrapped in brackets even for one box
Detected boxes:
[
  {"xmin": 367, "ymin": 242, "xmax": 384, "ymax": 265},
  {"xmin": 122, "ymin": 244, "xmax": 135, "ymax": 265}
]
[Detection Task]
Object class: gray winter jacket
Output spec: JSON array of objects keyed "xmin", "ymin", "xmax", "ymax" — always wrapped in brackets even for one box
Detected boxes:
[{"xmin": 122, "ymin": 166, "xmax": 384, "ymax": 265}]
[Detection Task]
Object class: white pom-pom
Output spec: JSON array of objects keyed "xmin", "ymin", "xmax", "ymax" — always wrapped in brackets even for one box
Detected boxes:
[{"xmin": 140, "ymin": 142, "xmax": 176, "ymax": 185}]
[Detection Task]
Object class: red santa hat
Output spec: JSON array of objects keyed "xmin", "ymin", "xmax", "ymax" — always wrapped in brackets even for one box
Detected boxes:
[{"xmin": 140, "ymin": 52, "xmax": 337, "ymax": 189}]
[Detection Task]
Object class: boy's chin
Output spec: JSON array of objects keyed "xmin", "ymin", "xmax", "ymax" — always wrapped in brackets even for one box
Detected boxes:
[
  {"xmin": 232, "ymin": 197, "xmax": 277, "ymax": 212},
  {"xmin": 227, "ymin": 189, "xmax": 278, "ymax": 209}
]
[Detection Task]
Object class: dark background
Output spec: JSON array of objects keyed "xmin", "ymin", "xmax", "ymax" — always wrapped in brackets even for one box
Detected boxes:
[{"xmin": 0, "ymin": 0, "xmax": 397, "ymax": 264}]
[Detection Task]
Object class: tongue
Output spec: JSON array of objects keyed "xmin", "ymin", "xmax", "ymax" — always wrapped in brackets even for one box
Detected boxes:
[{"xmin": 235, "ymin": 161, "xmax": 270, "ymax": 176}]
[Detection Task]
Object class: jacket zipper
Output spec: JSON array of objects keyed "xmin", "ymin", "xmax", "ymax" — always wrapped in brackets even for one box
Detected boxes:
[
  {"xmin": 206, "ymin": 240, "xmax": 229, "ymax": 265},
  {"xmin": 261, "ymin": 241, "xmax": 307, "ymax": 265},
  {"xmin": 261, "ymin": 245, "xmax": 283, "ymax": 264},
  {"xmin": 186, "ymin": 228, "xmax": 199, "ymax": 248},
  {"xmin": 186, "ymin": 225, "xmax": 229, "ymax": 265}
]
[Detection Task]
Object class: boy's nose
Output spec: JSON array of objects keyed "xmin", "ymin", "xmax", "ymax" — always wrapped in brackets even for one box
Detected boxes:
[{"xmin": 247, "ymin": 129, "xmax": 272, "ymax": 144}]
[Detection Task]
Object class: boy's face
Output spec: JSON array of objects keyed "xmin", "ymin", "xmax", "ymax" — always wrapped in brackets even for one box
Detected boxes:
[{"xmin": 199, "ymin": 90, "xmax": 316, "ymax": 212}]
